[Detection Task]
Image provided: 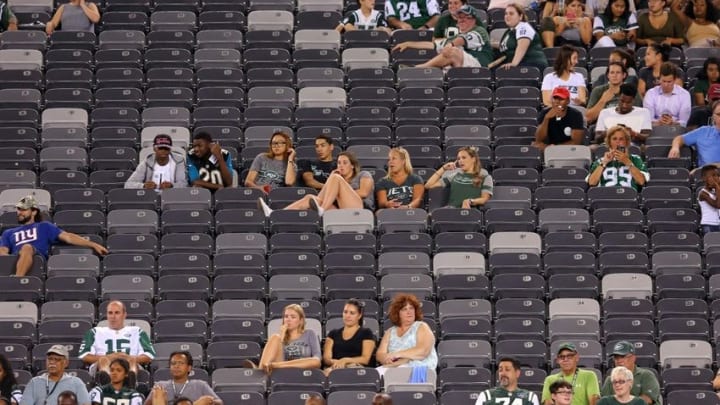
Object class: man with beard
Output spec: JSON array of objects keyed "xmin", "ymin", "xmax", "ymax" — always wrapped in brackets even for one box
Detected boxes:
[
  {"xmin": 20, "ymin": 345, "xmax": 91, "ymax": 405},
  {"xmin": 0, "ymin": 195, "xmax": 108, "ymax": 276},
  {"xmin": 475, "ymin": 357, "xmax": 541, "ymax": 405}
]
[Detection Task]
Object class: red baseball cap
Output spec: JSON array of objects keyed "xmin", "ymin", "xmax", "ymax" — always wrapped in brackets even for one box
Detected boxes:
[{"xmin": 551, "ymin": 87, "xmax": 571, "ymax": 100}]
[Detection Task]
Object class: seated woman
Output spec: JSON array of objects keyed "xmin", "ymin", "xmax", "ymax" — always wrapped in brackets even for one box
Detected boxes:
[
  {"xmin": 323, "ymin": 299, "xmax": 377, "ymax": 375},
  {"xmin": 246, "ymin": 304, "xmax": 321, "ymax": 374},
  {"xmin": 244, "ymin": 131, "xmax": 297, "ymax": 193},
  {"xmin": 375, "ymin": 147, "xmax": 425, "ymax": 210},
  {"xmin": 89, "ymin": 359, "xmax": 143, "ymax": 405},
  {"xmin": 592, "ymin": 0, "xmax": 637, "ymax": 47},
  {"xmin": 393, "ymin": 5, "xmax": 493, "ymax": 69},
  {"xmin": 671, "ymin": 0, "xmax": 720, "ymax": 48},
  {"xmin": 498, "ymin": 4, "xmax": 549, "ymax": 71},
  {"xmin": 541, "ymin": 45, "xmax": 587, "ymax": 107},
  {"xmin": 586, "ymin": 125, "xmax": 649, "ymax": 191},
  {"xmin": 258, "ymin": 151, "xmax": 374, "ymax": 216},
  {"xmin": 635, "ymin": 0, "xmax": 684, "ymax": 47},
  {"xmin": 46, "ymin": 0, "xmax": 100, "ymax": 34},
  {"xmin": 597, "ymin": 366, "xmax": 646, "ymax": 405},
  {"xmin": 0, "ymin": 354, "xmax": 20, "ymax": 405},
  {"xmin": 638, "ymin": 43, "xmax": 684, "ymax": 97},
  {"xmin": 693, "ymin": 57, "xmax": 720, "ymax": 106},
  {"xmin": 336, "ymin": 0, "xmax": 390, "ymax": 32},
  {"xmin": 540, "ymin": 0, "xmax": 593, "ymax": 48},
  {"xmin": 376, "ymin": 294, "xmax": 437, "ymax": 375},
  {"xmin": 425, "ymin": 146, "xmax": 493, "ymax": 208}
]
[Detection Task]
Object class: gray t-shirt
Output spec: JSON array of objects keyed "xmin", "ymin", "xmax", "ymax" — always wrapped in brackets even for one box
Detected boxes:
[
  {"xmin": 349, "ymin": 170, "xmax": 375, "ymax": 211},
  {"xmin": 249, "ymin": 154, "xmax": 293, "ymax": 190},
  {"xmin": 375, "ymin": 174, "xmax": 423, "ymax": 206},
  {"xmin": 61, "ymin": 3, "xmax": 95, "ymax": 32},
  {"xmin": 155, "ymin": 379, "xmax": 220, "ymax": 403},
  {"xmin": 283, "ymin": 330, "xmax": 321, "ymax": 361},
  {"xmin": 20, "ymin": 374, "xmax": 91, "ymax": 405}
]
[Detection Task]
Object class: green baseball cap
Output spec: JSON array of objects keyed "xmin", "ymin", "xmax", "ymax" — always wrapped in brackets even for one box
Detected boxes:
[
  {"xmin": 612, "ymin": 341, "xmax": 635, "ymax": 356},
  {"xmin": 557, "ymin": 343, "xmax": 577, "ymax": 354}
]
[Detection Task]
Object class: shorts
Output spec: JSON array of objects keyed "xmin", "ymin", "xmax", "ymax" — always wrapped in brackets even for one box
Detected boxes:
[{"xmin": 461, "ymin": 50, "xmax": 482, "ymax": 68}]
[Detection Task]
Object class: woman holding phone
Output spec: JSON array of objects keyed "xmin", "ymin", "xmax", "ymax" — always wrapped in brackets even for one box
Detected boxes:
[
  {"xmin": 424, "ymin": 146, "xmax": 493, "ymax": 208},
  {"xmin": 586, "ymin": 125, "xmax": 649, "ymax": 191}
]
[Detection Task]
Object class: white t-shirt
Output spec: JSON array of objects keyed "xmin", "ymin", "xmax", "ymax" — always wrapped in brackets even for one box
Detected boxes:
[
  {"xmin": 79, "ymin": 326, "xmax": 156, "ymax": 360},
  {"xmin": 699, "ymin": 187, "xmax": 720, "ymax": 226},
  {"xmin": 541, "ymin": 72, "xmax": 587, "ymax": 106},
  {"xmin": 595, "ymin": 107, "xmax": 653, "ymax": 133},
  {"xmin": 152, "ymin": 160, "xmax": 176, "ymax": 189}
]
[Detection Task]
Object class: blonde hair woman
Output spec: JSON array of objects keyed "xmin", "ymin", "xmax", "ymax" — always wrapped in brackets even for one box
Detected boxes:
[
  {"xmin": 586, "ymin": 125, "xmax": 648, "ymax": 191},
  {"xmin": 376, "ymin": 147, "xmax": 425, "ymax": 209}
]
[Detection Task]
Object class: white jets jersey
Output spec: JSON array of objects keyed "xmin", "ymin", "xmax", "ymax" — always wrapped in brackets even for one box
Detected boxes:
[{"xmin": 78, "ymin": 326, "xmax": 156, "ymax": 359}]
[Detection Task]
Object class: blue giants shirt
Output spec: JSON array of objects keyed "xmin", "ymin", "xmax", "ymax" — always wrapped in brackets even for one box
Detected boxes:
[{"xmin": 0, "ymin": 221, "xmax": 63, "ymax": 257}]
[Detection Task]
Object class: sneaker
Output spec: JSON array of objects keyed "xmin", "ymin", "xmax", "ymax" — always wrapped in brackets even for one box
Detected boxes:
[
  {"xmin": 95, "ymin": 370, "xmax": 110, "ymax": 386},
  {"xmin": 308, "ymin": 195, "xmax": 324, "ymax": 217},
  {"xmin": 257, "ymin": 197, "xmax": 273, "ymax": 217}
]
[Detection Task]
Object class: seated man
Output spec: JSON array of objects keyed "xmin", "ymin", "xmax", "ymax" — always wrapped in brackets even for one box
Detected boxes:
[
  {"xmin": 385, "ymin": 0, "xmax": 440, "ymax": 29},
  {"xmin": 669, "ymin": 99, "xmax": 720, "ymax": 169},
  {"xmin": 298, "ymin": 135, "xmax": 336, "ymax": 190},
  {"xmin": 586, "ymin": 125, "xmax": 649, "ymax": 191},
  {"xmin": 586, "ymin": 62, "xmax": 642, "ymax": 124},
  {"xmin": 0, "ymin": 0, "xmax": 17, "ymax": 32},
  {"xmin": 145, "ymin": 351, "xmax": 221, "ymax": 405},
  {"xmin": 20, "ymin": 346, "xmax": 91, "ymax": 405},
  {"xmin": 594, "ymin": 84, "xmax": 652, "ymax": 147},
  {"xmin": 395, "ymin": 5, "xmax": 493, "ymax": 69},
  {"xmin": 79, "ymin": 301, "xmax": 156, "ymax": 385},
  {"xmin": 643, "ymin": 62, "xmax": 691, "ymax": 127},
  {"xmin": 187, "ymin": 132, "xmax": 234, "ymax": 191},
  {"xmin": 125, "ymin": 134, "xmax": 187, "ymax": 190},
  {"xmin": 532, "ymin": 87, "xmax": 585, "ymax": 151}
]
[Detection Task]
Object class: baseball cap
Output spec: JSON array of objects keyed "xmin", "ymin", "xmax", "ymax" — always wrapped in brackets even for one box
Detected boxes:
[
  {"xmin": 552, "ymin": 87, "xmax": 571, "ymax": 100},
  {"xmin": 557, "ymin": 343, "xmax": 577, "ymax": 354},
  {"xmin": 709, "ymin": 83, "xmax": 720, "ymax": 101},
  {"xmin": 456, "ymin": 5, "xmax": 478, "ymax": 18},
  {"xmin": 612, "ymin": 341, "xmax": 635, "ymax": 356},
  {"xmin": 15, "ymin": 195, "xmax": 39, "ymax": 210},
  {"xmin": 153, "ymin": 134, "xmax": 173, "ymax": 149},
  {"xmin": 46, "ymin": 344, "xmax": 69, "ymax": 358}
]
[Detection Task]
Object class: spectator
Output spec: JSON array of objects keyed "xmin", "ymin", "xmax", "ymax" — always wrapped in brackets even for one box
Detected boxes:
[
  {"xmin": 671, "ymin": 0, "xmax": 720, "ymax": 48},
  {"xmin": 433, "ymin": 0, "xmax": 468, "ymax": 40},
  {"xmin": 692, "ymin": 57, "xmax": 720, "ymax": 107},
  {"xmin": 336, "ymin": 0, "xmax": 389, "ymax": 32},
  {"xmin": 145, "ymin": 351, "xmax": 221, "ymax": 405},
  {"xmin": 257, "ymin": 152, "xmax": 375, "ymax": 216},
  {"xmin": 375, "ymin": 147, "xmax": 425, "ymax": 209},
  {"xmin": 541, "ymin": 343, "xmax": 600, "ymax": 405},
  {"xmin": 424, "ymin": 146, "xmax": 493, "ymax": 209},
  {"xmin": 698, "ymin": 165, "xmax": 720, "ymax": 234},
  {"xmin": 594, "ymin": 84, "xmax": 652, "ymax": 146},
  {"xmin": 46, "ymin": 0, "xmax": 100, "ymax": 34},
  {"xmin": 245, "ymin": 132, "xmax": 297, "ymax": 193},
  {"xmin": 304, "ymin": 394, "xmax": 325, "ymax": 405},
  {"xmin": 587, "ymin": 125, "xmax": 649, "ymax": 190},
  {"xmin": 0, "ymin": 195, "xmax": 108, "ymax": 276},
  {"xmin": 57, "ymin": 392, "xmax": 78, "ymax": 405},
  {"xmin": 376, "ymin": 294, "xmax": 438, "ymax": 375},
  {"xmin": 533, "ymin": 87, "xmax": 585, "ymax": 150},
  {"xmin": 599, "ymin": 342, "xmax": 661, "ymax": 405},
  {"xmin": 541, "ymin": 45, "xmax": 587, "ymax": 107},
  {"xmin": 498, "ymin": 4, "xmax": 549, "ymax": 71},
  {"xmin": 0, "ymin": 354, "xmax": 21, "ymax": 405},
  {"xmin": 475, "ymin": 357, "xmax": 541, "ymax": 405},
  {"xmin": 638, "ymin": 44, "xmax": 684, "ymax": 97},
  {"xmin": 20, "ymin": 345, "xmax": 91, "ymax": 405},
  {"xmin": 384, "ymin": 0, "xmax": 440, "ymax": 29},
  {"xmin": 323, "ymin": 299, "xmax": 376, "ymax": 375},
  {"xmin": 89, "ymin": 359, "xmax": 142, "ymax": 405},
  {"xmin": 395, "ymin": 5, "xmax": 493, "ymax": 68},
  {"xmin": 635, "ymin": 0, "xmax": 684, "ymax": 47},
  {"xmin": 0, "ymin": 1, "xmax": 17, "ymax": 32},
  {"xmin": 688, "ymin": 84, "xmax": 720, "ymax": 129},
  {"xmin": 79, "ymin": 301, "xmax": 156, "ymax": 385},
  {"xmin": 643, "ymin": 62, "xmax": 691, "ymax": 127},
  {"xmin": 593, "ymin": 49, "xmax": 638, "ymax": 88},
  {"xmin": 548, "ymin": 381, "xmax": 573, "ymax": 405},
  {"xmin": 592, "ymin": 0, "xmax": 637, "ymax": 47},
  {"xmin": 669, "ymin": 100, "xmax": 720, "ymax": 167},
  {"xmin": 587, "ymin": 62, "xmax": 644, "ymax": 123},
  {"xmin": 540, "ymin": 0, "xmax": 593, "ymax": 48},
  {"xmin": 244, "ymin": 304, "xmax": 322, "ymax": 374},
  {"xmin": 149, "ymin": 391, "xmax": 193, "ymax": 405},
  {"xmin": 298, "ymin": 135, "xmax": 336, "ymax": 191},
  {"xmin": 125, "ymin": 134, "xmax": 187, "ymax": 190},
  {"xmin": 372, "ymin": 394, "xmax": 393, "ymax": 405},
  {"xmin": 598, "ymin": 367, "xmax": 646, "ymax": 405},
  {"xmin": 187, "ymin": 132, "xmax": 234, "ymax": 191}
]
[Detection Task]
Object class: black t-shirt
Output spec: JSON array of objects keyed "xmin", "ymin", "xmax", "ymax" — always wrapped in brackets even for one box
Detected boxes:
[
  {"xmin": 299, "ymin": 159, "xmax": 336, "ymax": 186},
  {"xmin": 327, "ymin": 327, "xmax": 375, "ymax": 360},
  {"xmin": 538, "ymin": 106, "xmax": 585, "ymax": 145}
]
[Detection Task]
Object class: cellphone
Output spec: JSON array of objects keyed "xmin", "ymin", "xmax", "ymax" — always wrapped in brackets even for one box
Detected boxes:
[{"xmin": 617, "ymin": 146, "xmax": 626, "ymax": 152}]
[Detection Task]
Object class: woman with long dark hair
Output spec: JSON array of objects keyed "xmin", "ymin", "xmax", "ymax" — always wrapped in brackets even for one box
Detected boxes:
[
  {"xmin": 638, "ymin": 43, "xmax": 683, "ymax": 96},
  {"xmin": 0, "ymin": 354, "xmax": 20, "ymax": 405},
  {"xmin": 671, "ymin": 0, "xmax": 720, "ymax": 47},
  {"xmin": 89, "ymin": 358, "xmax": 143, "ymax": 405},
  {"xmin": 693, "ymin": 57, "xmax": 720, "ymax": 106},
  {"xmin": 323, "ymin": 299, "xmax": 376, "ymax": 375},
  {"xmin": 592, "ymin": 0, "xmax": 637, "ymax": 47},
  {"xmin": 541, "ymin": 45, "xmax": 587, "ymax": 107}
]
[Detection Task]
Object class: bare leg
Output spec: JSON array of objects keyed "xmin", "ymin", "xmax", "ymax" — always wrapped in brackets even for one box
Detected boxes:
[
  {"xmin": 283, "ymin": 195, "xmax": 314, "ymax": 210},
  {"xmin": 416, "ymin": 53, "xmax": 451, "ymax": 69},
  {"xmin": 258, "ymin": 334, "xmax": 284, "ymax": 368},
  {"xmin": 541, "ymin": 30, "xmax": 555, "ymax": 48},
  {"xmin": 15, "ymin": 244, "xmax": 34, "ymax": 276},
  {"xmin": 417, "ymin": 47, "xmax": 463, "ymax": 69},
  {"xmin": 323, "ymin": 174, "xmax": 363, "ymax": 209}
]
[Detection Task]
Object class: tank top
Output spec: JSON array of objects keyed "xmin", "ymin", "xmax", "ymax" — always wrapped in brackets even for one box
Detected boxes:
[
  {"xmin": 699, "ymin": 187, "xmax": 720, "ymax": 226},
  {"xmin": 387, "ymin": 321, "xmax": 438, "ymax": 368},
  {"xmin": 61, "ymin": 3, "xmax": 95, "ymax": 32}
]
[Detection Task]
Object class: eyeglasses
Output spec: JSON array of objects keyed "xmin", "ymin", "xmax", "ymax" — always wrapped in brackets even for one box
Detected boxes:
[
  {"xmin": 555, "ymin": 390, "xmax": 573, "ymax": 395},
  {"xmin": 612, "ymin": 380, "xmax": 628, "ymax": 385},
  {"xmin": 271, "ymin": 141, "xmax": 287, "ymax": 146},
  {"xmin": 557, "ymin": 354, "xmax": 576, "ymax": 360}
]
